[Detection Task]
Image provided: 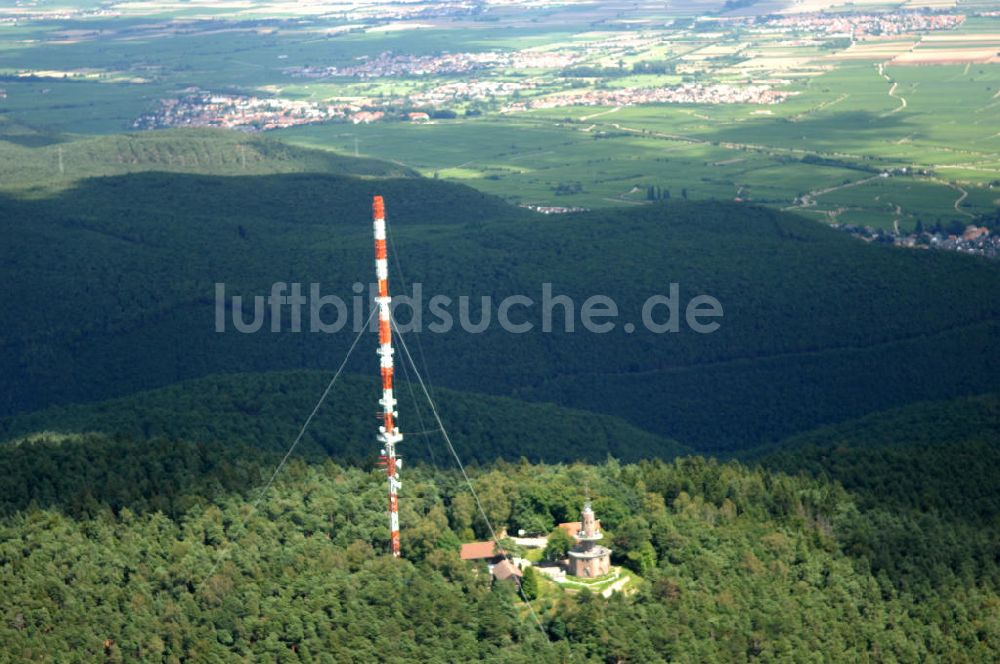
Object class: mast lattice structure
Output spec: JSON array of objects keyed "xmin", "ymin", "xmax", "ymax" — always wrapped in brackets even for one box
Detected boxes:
[{"xmin": 372, "ymin": 195, "xmax": 403, "ymax": 558}]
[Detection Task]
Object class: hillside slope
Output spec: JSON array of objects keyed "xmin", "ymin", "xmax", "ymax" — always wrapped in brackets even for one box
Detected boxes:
[
  {"xmin": 3, "ymin": 450, "xmax": 998, "ymax": 661},
  {"xmin": 1, "ymin": 136, "xmax": 997, "ymax": 451},
  {"xmin": 0, "ymin": 371, "xmax": 687, "ymax": 465},
  {"xmin": 754, "ymin": 393, "xmax": 1000, "ymax": 595},
  {"xmin": 754, "ymin": 393, "xmax": 1000, "ymax": 527},
  {"xmin": 0, "ymin": 127, "xmax": 417, "ymax": 194},
  {"xmin": 758, "ymin": 392, "xmax": 1000, "ymax": 453}
]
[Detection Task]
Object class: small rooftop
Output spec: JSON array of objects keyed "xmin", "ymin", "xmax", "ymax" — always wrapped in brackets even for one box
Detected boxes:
[
  {"xmin": 460, "ymin": 541, "xmax": 499, "ymax": 560},
  {"xmin": 492, "ymin": 559, "xmax": 523, "ymax": 581}
]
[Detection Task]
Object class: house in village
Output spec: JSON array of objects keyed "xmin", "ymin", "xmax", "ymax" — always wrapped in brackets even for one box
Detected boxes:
[
  {"xmin": 350, "ymin": 110, "xmax": 384, "ymax": 124},
  {"xmin": 460, "ymin": 501, "xmax": 613, "ymax": 583},
  {"xmin": 491, "ymin": 559, "xmax": 523, "ymax": 583},
  {"xmin": 459, "ymin": 541, "xmax": 522, "ymax": 583},
  {"xmin": 459, "ymin": 541, "xmax": 503, "ymax": 564}
]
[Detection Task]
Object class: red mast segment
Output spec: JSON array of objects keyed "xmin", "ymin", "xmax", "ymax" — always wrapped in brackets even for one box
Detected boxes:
[{"xmin": 372, "ymin": 195, "xmax": 403, "ymax": 558}]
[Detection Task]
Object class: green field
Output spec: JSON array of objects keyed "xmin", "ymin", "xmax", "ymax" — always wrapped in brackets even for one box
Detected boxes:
[
  {"xmin": 279, "ymin": 62, "xmax": 1000, "ymax": 229},
  {"xmin": 1, "ymin": 5, "xmax": 997, "ymax": 229}
]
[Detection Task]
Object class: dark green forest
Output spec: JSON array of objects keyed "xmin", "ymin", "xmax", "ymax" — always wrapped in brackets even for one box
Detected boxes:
[
  {"xmin": 754, "ymin": 393, "xmax": 1000, "ymax": 598},
  {"xmin": 2, "ymin": 129, "xmax": 999, "ymax": 661},
  {"xmin": 0, "ymin": 371, "xmax": 688, "ymax": 469},
  {"xmin": 3, "ymin": 433, "xmax": 1000, "ymax": 662},
  {"xmin": 2, "ymin": 130, "xmax": 998, "ymax": 451},
  {"xmin": 1, "ymin": 384, "xmax": 998, "ymax": 661}
]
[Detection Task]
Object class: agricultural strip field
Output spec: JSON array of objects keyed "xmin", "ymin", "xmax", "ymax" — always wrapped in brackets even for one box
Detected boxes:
[{"xmin": 279, "ymin": 63, "xmax": 1000, "ymax": 229}]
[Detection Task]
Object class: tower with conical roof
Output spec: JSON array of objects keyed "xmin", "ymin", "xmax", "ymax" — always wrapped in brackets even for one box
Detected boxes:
[{"xmin": 567, "ymin": 501, "xmax": 612, "ymax": 578}]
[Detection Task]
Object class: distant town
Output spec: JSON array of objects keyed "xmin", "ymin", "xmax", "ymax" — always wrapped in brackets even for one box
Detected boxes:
[
  {"xmin": 839, "ymin": 222, "xmax": 999, "ymax": 260},
  {"xmin": 288, "ymin": 49, "xmax": 578, "ymax": 80},
  {"xmin": 121, "ymin": 5, "xmax": 992, "ymax": 136},
  {"xmin": 506, "ymin": 83, "xmax": 792, "ymax": 112},
  {"xmin": 132, "ymin": 91, "xmax": 354, "ymax": 132},
  {"xmin": 134, "ymin": 80, "xmax": 793, "ymax": 131},
  {"xmin": 762, "ymin": 12, "xmax": 965, "ymax": 37}
]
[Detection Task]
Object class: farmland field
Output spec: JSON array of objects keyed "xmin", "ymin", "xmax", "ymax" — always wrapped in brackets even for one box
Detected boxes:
[
  {"xmin": 280, "ymin": 61, "xmax": 1000, "ymax": 228},
  {"xmin": 2, "ymin": 0, "xmax": 998, "ymax": 231}
]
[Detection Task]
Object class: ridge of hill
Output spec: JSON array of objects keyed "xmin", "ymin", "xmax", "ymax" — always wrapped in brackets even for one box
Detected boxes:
[
  {"xmin": 0, "ymin": 127, "xmax": 417, "ymax": 194},
  {"xmin": 752, "ymin": 393, "xmax": 1000, "ymax": 595},
  {"xmin": 0, "ymin": 371, "xmax": 687, "ymax": 465},
  {"xmin": 3, "ymin": 447, "xmax": 999, "ymax": 661},
  {"xmin": 756, "ymin": 392, "xmax": 1000, "ymax": 454},
  {"xmin": 1, "ymin": 135, "xmax": 997, "ymax": 450},
  {"xmin": 753, "ymin": 393, "xmax": 1000, "ymax": 524}
]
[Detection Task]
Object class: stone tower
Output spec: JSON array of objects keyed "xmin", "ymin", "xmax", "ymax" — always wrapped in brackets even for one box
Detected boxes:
[{"xmin": 568, "ymin": 501, "xmax": 612, "ymax": 578}]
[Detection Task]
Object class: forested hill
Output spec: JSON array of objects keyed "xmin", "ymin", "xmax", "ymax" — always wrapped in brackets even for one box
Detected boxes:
[
  {"xmin": 3, "ymin": 441, "xmax": 1000, "ymax": 661},
  {"xmin": 0, "ymin": 371, "xmax": 688, "ymax": 465},
  {"xmin": 753, "ymin": 393, "xmax": 1000, "ymax": 519},
  {"xmin": 757, "ymin": 392, "xmax": 1000, "ymax": 453},
  {"xmin": 2, "ymin": 130, "xmax": 998, "ymax": 451},
  {"xmin": 2, "ymin": 126, "xmax": 999, "ymax": 659},
  {"xmin": 0, "ymin": 127, "xmax": 418, "ymax": 192},
  {"xmin": 754, "ymin": 393, "xmax": 1000, "ymax": 597}
]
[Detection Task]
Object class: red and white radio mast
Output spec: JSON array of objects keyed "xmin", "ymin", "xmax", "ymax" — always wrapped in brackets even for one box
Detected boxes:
[{"xmin": 372, "ymin": 195, "xmax": 403, "ymax": 558}]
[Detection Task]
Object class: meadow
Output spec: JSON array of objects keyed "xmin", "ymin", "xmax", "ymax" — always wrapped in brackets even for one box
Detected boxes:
[
  {"xmin": 2, "ymin": 6, "xmax": 997, "ymax": 229},
  {"xmin": 280, "ymin": 61, "xmax": 1000, "ymax": 229}
]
